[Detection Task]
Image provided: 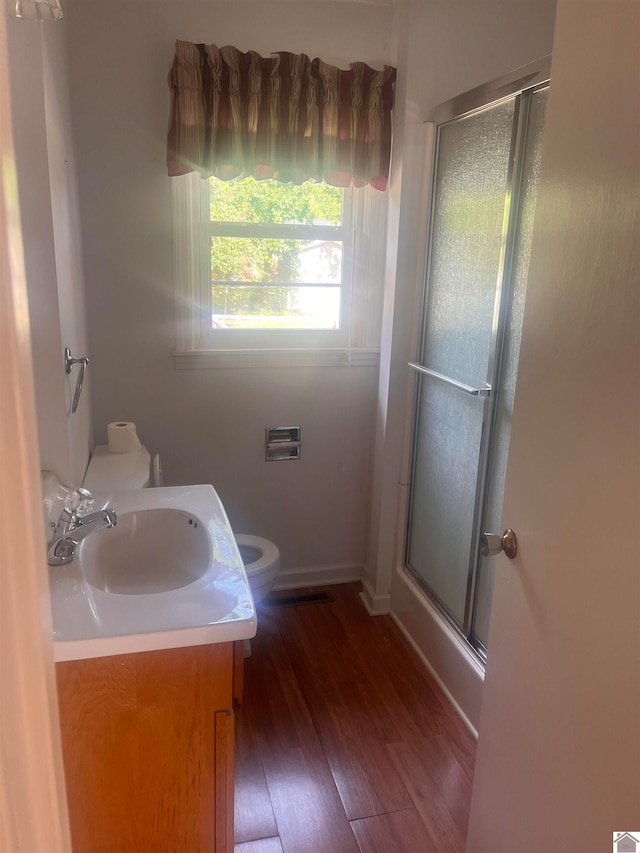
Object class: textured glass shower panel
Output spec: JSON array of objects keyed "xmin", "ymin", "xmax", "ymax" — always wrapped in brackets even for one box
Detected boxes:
[
  {"xmin": 421, "ymin": 100, "xmax": 516, "ymax": 387},
  {"xmin": 472, "ymin": 88, "xmax": 549, "ymax": 648},
  {"xmin": 407, "ymin": 380, "xmax": 485, "ymax": 624}
]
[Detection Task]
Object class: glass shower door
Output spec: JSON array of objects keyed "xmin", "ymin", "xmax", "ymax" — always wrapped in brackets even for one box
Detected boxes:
[
  {"xmin": 406, "ymin": 85, "xmax": 548, "ymax": 655},
  {"xmin": 471, "ymin": 87, "xmax": 549, "ymax": 648}
]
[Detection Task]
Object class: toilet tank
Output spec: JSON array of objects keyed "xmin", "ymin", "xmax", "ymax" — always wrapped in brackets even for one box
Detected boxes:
[{"xmin": 83, "ymin": 445, "xmax": 152, "ymax": 492}]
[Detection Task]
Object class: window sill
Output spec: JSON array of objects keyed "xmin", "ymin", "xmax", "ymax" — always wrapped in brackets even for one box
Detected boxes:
[{"xmin": 172, "ymin": 348, "xmax": 380, "ymax": 370}]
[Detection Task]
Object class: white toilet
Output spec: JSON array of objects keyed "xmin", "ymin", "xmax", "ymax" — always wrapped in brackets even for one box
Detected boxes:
[
  {"xmin": 234, "ymin": 534, "xmax": 280, "ymax": 658},
  {"xmin": 235, "ymin": 534, "xmax": 280, "ymax": 605}
]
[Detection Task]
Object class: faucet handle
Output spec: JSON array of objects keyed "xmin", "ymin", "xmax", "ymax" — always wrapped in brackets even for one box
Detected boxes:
[{"xmin": 64, "ymin": 487, "xmax": 94, "ymax": 517}]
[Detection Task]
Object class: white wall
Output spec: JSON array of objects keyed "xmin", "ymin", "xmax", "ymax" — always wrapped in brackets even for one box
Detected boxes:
[
  {"xmin": 6, "ymin": 17, "xmax": 91, "ymax": 487},
  {"xmin": 42, "ymin": 24, "xmax": 92, "ymax": 486},
  {"xmin": 65, "ymin": 0, "xmax": 392, "ymax": 577}
]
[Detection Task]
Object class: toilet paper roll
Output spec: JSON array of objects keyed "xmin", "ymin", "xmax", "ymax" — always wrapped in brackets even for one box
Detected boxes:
[{"xmin": 107, "ymin": 422, "xmax": 142, "ymax": 454}]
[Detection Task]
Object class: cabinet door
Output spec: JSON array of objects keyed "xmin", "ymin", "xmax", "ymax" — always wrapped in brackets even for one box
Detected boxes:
[
  {"xmin": 57, "ymin": 642, "xmax": 235, "ymax": 852},
  {"xmin": 214, "ymin": 708, "xmax": 235, "ymax": 852}
]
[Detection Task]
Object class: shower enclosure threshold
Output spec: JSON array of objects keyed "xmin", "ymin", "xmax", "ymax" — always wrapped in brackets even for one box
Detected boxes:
[{"xmin": 391, "ymin": 567, "xmax": 484, "ymax": 737}]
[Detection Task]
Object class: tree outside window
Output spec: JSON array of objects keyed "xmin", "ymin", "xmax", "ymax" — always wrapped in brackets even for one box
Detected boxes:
[{"xmin": 208, "ymin": 178, "xmax": 345, "ymax": 329}]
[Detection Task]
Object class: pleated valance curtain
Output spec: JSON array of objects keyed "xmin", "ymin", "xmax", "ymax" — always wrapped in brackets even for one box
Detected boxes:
[{"xmin": 167, "ymin": 41, "xmax": 396, "ymax": 191}]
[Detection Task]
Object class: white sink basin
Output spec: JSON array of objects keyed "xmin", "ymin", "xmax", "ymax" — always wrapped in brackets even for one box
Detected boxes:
[
  {"xmin": 82, "ymin": 508, "xmax": 210, "ymax": 595},
  {"xmin": 47, "ymin": 484, "xmax": 256, "ymax": 662}
]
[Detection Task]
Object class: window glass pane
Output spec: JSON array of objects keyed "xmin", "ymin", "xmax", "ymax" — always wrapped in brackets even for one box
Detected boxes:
[
  {"xmin": 211, "ymin": 285, "xmax": 340, "ymax": 330},
  {"xmin": 209, "ymin": 177, "xmax": 343, "ymax": 225},
  {"xmin": 211, "ymin": 237, "xmax": 343, "ymax": 285}
]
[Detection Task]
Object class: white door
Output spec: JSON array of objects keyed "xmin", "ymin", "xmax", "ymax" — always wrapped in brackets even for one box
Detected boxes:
[
  {"xmin": 0, "ymin": 11, "xmax": 71, "ymax": 852},
  {"xmin": 466, "ymin": 1, "xmax": 640, "ymax": 850}
]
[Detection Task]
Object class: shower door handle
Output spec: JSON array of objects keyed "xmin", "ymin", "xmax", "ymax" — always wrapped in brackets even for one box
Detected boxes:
[
  {"xmin": 480, "ymin": 529, "xmax": 518, "ymax": 560},
  {"xmin": 408, "ymin": 362, "xmax": 492, "ymax": 397}
]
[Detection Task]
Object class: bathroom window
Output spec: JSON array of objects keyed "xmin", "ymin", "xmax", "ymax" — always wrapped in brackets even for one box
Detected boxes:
[
  {"xmin": 172, "ymin": 173, "xmax": 386, "ymax": 368},
  {"xmin": 206, "ymin": 177, "xmax": 348, "ymax": 333}
]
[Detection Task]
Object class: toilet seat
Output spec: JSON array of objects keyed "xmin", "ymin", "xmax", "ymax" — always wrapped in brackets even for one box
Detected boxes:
[{"xmin": 235, "ymin": 534, "xmax": 279, "ymax": 576}]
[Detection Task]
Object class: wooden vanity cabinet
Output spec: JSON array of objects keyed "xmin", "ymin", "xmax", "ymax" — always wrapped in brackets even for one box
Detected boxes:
[{"xmin": 56, "ymin": 641, "xmax": 241, "ymax": 852}]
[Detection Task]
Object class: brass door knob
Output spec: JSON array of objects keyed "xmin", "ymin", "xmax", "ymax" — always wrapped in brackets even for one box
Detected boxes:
[{"xmin": 480, "ymin": 528, "xmax": 518, "ymax": 560}]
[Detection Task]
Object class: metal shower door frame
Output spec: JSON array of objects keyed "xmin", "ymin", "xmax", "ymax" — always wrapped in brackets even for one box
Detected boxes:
[{"xmin": 405, "ymin": 57, "xmax": 551, "ymax": 661}]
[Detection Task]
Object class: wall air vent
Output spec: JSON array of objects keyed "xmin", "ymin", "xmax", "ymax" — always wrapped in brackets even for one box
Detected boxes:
[{"xmin": 265, "ymin": 426, "xmax": 301, "ymax": 461}]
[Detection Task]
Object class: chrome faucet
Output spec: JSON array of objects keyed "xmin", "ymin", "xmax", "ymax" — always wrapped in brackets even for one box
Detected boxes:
[{"xmin": 48, "ymin": 487, "xmax": 117, "ymax": 566}]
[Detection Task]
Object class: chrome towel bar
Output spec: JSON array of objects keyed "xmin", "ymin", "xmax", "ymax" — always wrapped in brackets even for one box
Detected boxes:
[{"xmin": 408, "ymin": 362, "xmax": 492, "ymax": 397}]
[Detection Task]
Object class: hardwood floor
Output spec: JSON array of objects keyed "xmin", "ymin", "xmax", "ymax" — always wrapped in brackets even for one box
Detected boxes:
[{"xmin": 234, "ymin": 583, "xmax": 476, "ymax": 853}]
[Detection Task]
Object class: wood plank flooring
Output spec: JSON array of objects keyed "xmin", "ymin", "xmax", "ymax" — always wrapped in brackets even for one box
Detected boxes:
[{"xmin": 234, "ymin": 583, "xmax": 476, "ymax": 853}]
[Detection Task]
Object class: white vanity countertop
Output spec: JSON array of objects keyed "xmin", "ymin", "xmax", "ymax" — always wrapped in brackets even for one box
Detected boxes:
[{"xmin": 48, "ymin": 484, "xmax": 256, "ymax": 662}]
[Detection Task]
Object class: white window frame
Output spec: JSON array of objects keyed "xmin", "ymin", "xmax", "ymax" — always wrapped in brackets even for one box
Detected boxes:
[{"xmin": 172, "ymin": 172, "xmax": 386, "ymax": 369}]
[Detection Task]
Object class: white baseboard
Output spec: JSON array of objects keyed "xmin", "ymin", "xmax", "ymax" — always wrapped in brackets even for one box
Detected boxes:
[
  {"xmin": 272, "ymin": 563, "xmax": 363, "ymax": 591},
  {"xmin": 359, "ymin": 577, "xmax": 392, "ymax": 615}
]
